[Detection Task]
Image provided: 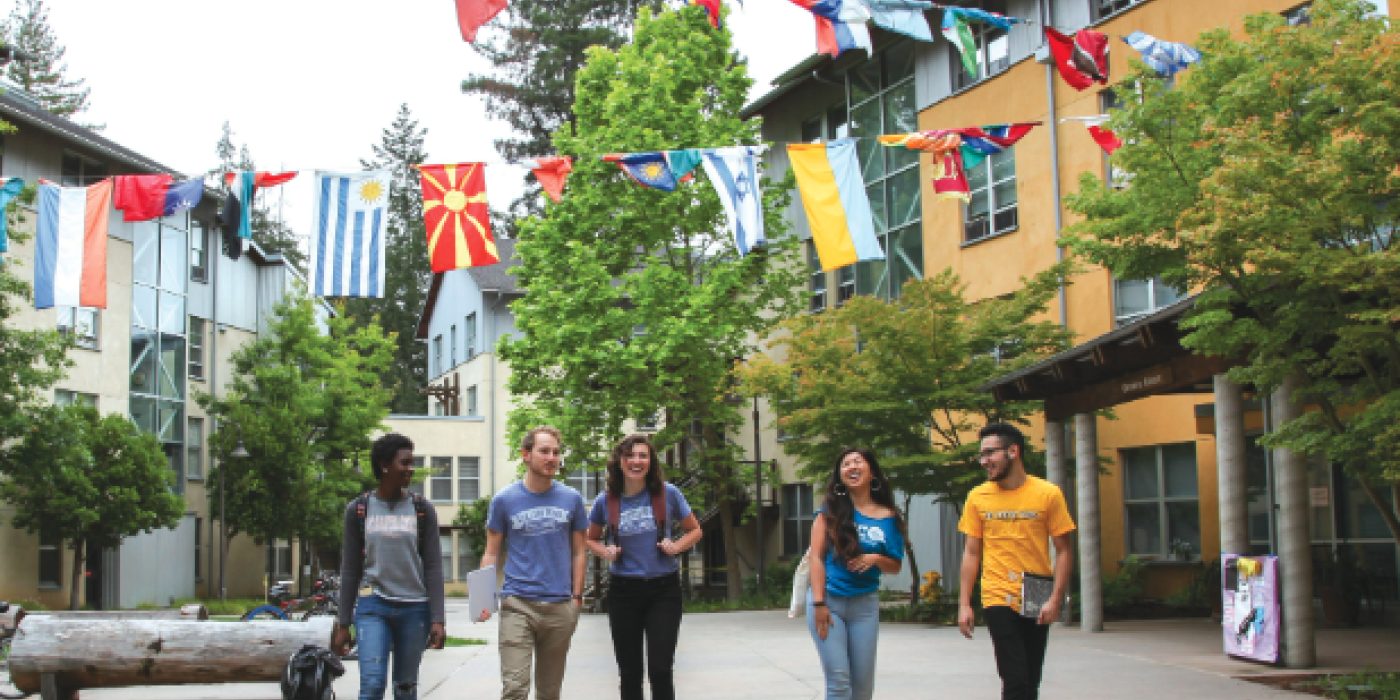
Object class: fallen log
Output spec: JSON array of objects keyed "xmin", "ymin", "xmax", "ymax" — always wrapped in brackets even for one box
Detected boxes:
[
  {"xmin": 25, "ymin": 604, "xmax": 208, "ymax": 621},
  {"xmin": 0, "ymin": 606, "xmax": 24, "ymax": 635},
  {"xmin": 8, "ymin": 617, "xmax": 334, "ymax": 696}
]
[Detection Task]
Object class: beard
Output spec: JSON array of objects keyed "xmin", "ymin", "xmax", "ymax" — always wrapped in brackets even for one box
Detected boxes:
[{"xmin": 986, "ymin": 462, "xmax": 1009, "ymax": 482}]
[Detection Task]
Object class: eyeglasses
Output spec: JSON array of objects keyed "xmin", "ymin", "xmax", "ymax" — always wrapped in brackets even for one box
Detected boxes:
[{"xmin": 978, "ymin": 446, "xmax": 1009, "ymax": 461}]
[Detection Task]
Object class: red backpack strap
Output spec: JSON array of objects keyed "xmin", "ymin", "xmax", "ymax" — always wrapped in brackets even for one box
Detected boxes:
[
  {"xmin": 652, "ymin": 487, "xmax": 668, "ymax": 543},
  {"xmin": 606, "ymin": 492, "xmax": 621, "ymax": 546}
]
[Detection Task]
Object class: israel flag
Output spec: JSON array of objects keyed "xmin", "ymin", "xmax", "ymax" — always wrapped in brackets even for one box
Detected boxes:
[
  {"xmin": 310, "ymin": 170, "xmax": 391, "ymax": 298},
  {"xmin": 700, "ymin": 146, "xmax": 767, "ymax": 257}
]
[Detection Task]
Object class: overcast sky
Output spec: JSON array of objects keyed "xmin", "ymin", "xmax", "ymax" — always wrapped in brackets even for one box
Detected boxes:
[{"xmin": 45, "ymin": 0, "xmax": 815, "ymax": 248}]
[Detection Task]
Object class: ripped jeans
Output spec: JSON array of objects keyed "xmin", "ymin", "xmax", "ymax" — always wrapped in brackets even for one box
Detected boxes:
[{"xmin": 355, "ymin": 594, "xmax": 431, "ymax": 700}]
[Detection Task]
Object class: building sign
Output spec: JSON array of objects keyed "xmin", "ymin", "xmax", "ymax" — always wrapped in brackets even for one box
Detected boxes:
[
  {"xmin": 1117, "ymin": 366, "xmax": 1174, "ymax": 399},
  {"xmin": 1310, "ymin": 487, "xmax": 1330, "ymax": 507}
]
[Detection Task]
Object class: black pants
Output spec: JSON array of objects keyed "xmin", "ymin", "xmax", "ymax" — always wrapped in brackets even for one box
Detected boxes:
[
  {"xmin": 607, "ymin": 572, "xmax": 683, "ymax": 700},
  {"xmin": 983, "ymin": 605, "xmax": 1052, "ymax": 700}
]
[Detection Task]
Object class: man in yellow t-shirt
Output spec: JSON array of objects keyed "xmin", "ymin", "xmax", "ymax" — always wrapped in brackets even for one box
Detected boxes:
[{"xmin": 958, "ymin": 422, "xmax": 1075, "ymax": 700}]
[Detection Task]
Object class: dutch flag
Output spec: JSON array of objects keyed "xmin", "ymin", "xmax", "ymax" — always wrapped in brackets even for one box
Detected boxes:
[
  {"xmin": 34, "ymin": 179, "xmax": 112, "ymax": 310},
  {"xmin": 309, "ymin": 170, "xmax": 391, "ymax": 299}
]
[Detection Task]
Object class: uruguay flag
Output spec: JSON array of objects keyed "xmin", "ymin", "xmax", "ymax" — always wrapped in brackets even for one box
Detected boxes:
[
  {"xmin": 309, "ymin": 170, "xmax": 391, "ymax": 298},
  {"xmin": 34, "ymin": 179, "xmax": 113, "ymax": 309},
  {"xmin": 700, "ymin": 147, "xmax": 767, "ymax": 257}
]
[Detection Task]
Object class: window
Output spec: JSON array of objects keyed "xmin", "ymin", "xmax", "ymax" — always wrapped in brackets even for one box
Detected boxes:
[
  {"xmin": 458, "ymin": 457, "xmax": 480, "ymax": 502},
  {"xmin": 1114, "ymin": 276, "xmax": 1182, "ymax": 326},
  {"xmin": 441, "ymin": 534, "xmax": 456, "ymax": 581},
  {"xmin": 837, "ymin": 266, "xmax": 855, "ymax": 305},
  {"xmin": 55, "ymin": 389, "xmax": 97, "ymax": 408},
  {"xmin": 188, "ymin": 316, "xmax": 205, "ymax": 380},
  {"xmin": 407, "ymin": 457, "xmax": 426, "ymax": 497},
  {"xmin": 807, "ymin": 241, "xmax": 826, "ymax": 313},
  {"xmin": 267, "ymin": 540, "xmax": 293, "ymax": 579},
  {"xmin": 60, "ymin": 153, "xmax": 108, "ymax": 187},
  {"xmin": 847, "ymin": 40, "xmax": 923, "ymax": 300},
  {"xmin": 465, "ymin": 313, "xmax": 477, "ymax": 358},
  {"xmin": 57, "ymin": 307, "xmax": 99, "ymax": 349},
  {"xmin": 1093, "ymin": 0, "xmax": 1143, "ymax": 20},
  {"xmin": 129, "ymin": 220, "xmax": 188, "ymax": 494},
  {"xmin": 801, "ymin": 115, "xmax": 823, "ymax": 143},
  {"xmin": 949, "ymin": 1, "xmax": 1011, "ymax": 90},
  {"xmin": 194, "ymin": 518, "xmax": 203, "ymax": 581},
  {"xmin": 964, "ymin": 148, "xmax": 1018, "ymax": 242},
  {"xmin": 466, "ymin": 386, "xmax": 479, "ymax": 417},
  {"xmin": 566, "ymin": 468, "xmax": 602, "ymax": 502},
  {"xmin": 1099, "ymin": 89, "xmax": 1132, "ymax": 189},
  {"xmin": 39, "ymin": 531, "xmax": 62, "ymax": 588},
  {"xmin": 187, "ymin": 417, "xmax": 203, "ymax": 480},
  {"xmin": 432, "ymin": 335, "xmax": 443, "ymax": 377},
  {"xmin": 430, "ymin": 456, "xmax": 453, "ymax": 503},
  {"xmin": 190, "ymin": 221, "xmax": 208, "ymax": 283},
  {"xmin": 1123, "ymin": 443, "xmax": 1201, "ymax": 559},
  {"xmin": 782, "ymin": 484, "xmax": 815, "ymax": 556},
  {"xmin": 1284, "ymin": 3, "xmax": 1312, "ymax": 25},
  {"xmin": 450, "ymin": 325, "xmax": 458, "ymax": 369},
  {"xmin": 433, "ymin": 400, "xmax": 445, "ymax": 417},
  {"xmin": 457, "ymin": 534, "xmax": 474, "ymax": 581}
]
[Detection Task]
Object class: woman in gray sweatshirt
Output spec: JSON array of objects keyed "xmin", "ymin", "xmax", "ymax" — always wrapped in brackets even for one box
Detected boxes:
[{"xmin": 333, "ymin": 433, "xmax": 446, "ymax": 700}]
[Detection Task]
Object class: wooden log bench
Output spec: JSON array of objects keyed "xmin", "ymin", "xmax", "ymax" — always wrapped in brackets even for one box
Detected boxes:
[
  {"xmin": 23, "ymin": 604, "xmax": 209, "ymax": 622},
  {"xmin": 7, "ymin": 617, "xmax": 334, "ymax": 700}
]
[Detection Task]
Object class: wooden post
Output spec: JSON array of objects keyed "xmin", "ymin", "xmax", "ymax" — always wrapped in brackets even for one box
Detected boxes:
[{"xmin": 8, "ymin": 618, "xmax": 334, "ymax": 694}]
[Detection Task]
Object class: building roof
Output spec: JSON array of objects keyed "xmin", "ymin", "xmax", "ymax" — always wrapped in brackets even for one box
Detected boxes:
[
  {"xmin": 415, "ymin": 238, "xmax": 523, "ymax": 340},
  {"xmin": 0, "ymin": 85, "xmax": 181, "ymax": 177},
  {"xmin": 739, "ymin": 53, "xmax": 829, "ymax": 119}
]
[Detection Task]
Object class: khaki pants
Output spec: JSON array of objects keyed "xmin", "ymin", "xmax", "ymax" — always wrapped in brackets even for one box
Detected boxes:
[{"xmin": 499, "ymin": 596, "xmax": 581, "ymax": 700}]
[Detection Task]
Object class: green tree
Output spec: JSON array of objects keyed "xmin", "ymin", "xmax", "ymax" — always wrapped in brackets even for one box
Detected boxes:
[
  {"xmin": 196, "ymin": 296, "xmax": 394, "ymax": 566},
  {"xmin": 453, "ymin": 495, "xmax": 493, "ymax": 563},
  {"xmin": 342, "ymin": 104, "xmax": 431, "ymax": 414},
  {"xmin": 1060, "ymin": 0, "xmax": 1400, "ymax": 544},
  {"xmin": 1, "ymin": 0, "xmax": 95, "ymax": 125},
  {"xmin": 463, "ymin": 0, "xmax": 659, "ymax": 224},
  {"xmin": 210, "ymin": 123, "xmax": 306, "ymax": 272},
  {"xmin": 736, "ymin": 267, "xmax": 1073, "ymax": 602},
  {"xmin": 499, "ymin": 6, "xmax": 805, "ymax": 601},
  {"xmin": 0, "ymin": 198, "xmax": 71, "ymax": 447},
  {"xmin": 0, "ymin": 405, "xmax": 183, "ymax": 610}
]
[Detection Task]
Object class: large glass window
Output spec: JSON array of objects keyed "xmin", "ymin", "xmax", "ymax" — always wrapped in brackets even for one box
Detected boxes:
[
  {"xmin": 188, "ymin": 316, "xmax": 205, "ymax": 381},
  {"xmin": 1123, "ymin": 443, "xmax": 1201, "ymax": 560},
  {"xmin": 840, "ymin": 39, "xmax": 924, "ymax": 301},
  {"xmin": 60, "ymin": 153, "xmax": 108, "ymax": 187},
  {"xmin": 39, "ymin": 531, "xmax": 62, "ymax": 588},
  {"xmin": 57, "ymin": 307, "xmax": 99, "ymax": 349},
  {"xmin": 782, "ymin": 483, "xmax": 815, "ymax": 556},
  {"xmin": 190, "ymin": 221, "xmax": 208, "ymax": 283},
  {"xmin": 1114, "ymin": 276, "xmax": 1183, "ymax": 326},
  {"xmin": 130, "ymin": 218, "xmax": 187, "ymax": 493},
  {"xmin": 949, "ymin": 1, "xmax": 1012, "ymax": 90},
  {"xmin": 55, "ymin": 389, "xmax": 98, "ymax": 408},
  {"xmin": 458, "ymin": 457, "xmax": 480, "ymax": 502},
  {"xmin": 965, "ymin": 148, "xmax": 1018, "ymax": 242},
  {"xmin": 808, "ymin": 241, "xmax": 826, "ymax": 313},
  {"xmin": 1093, "ymin": 0, "xmax": 1144, "ymax": 20},
  {"xmin": 465, "ymin": 313, "xmax": 477, "ymax": 358},
  {"xmin": 187, "ymin": 417, "xmax": 203, "ymax": 480}
]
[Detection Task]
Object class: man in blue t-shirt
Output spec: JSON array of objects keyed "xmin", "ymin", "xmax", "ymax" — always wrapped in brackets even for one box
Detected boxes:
[{"xmin": 480, "ymin": 426, "xmax": 588, "ymax": 700}]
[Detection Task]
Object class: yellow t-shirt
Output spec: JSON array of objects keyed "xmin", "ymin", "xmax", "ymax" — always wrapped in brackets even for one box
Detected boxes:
[{"xmin": 958, "ymin": 475, "xmax": 1076, "ymax": 610}]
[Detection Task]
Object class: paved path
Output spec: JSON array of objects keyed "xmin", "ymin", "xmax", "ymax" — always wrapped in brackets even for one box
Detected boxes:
[{"xmin": 14, "ymin": 604, "xmax": 1388, "ymax": 699}]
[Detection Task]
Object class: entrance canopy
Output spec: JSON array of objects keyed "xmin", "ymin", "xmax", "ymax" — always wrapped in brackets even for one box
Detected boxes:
[{"xmin": 982, "ymin": 295, "xmax": 1231, "ymax": 421}]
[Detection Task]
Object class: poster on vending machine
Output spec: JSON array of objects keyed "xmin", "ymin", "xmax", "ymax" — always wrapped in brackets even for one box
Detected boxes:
[{"xmin": 1221, "ymin": 553, "xmax": 1279, "ymax": 663}]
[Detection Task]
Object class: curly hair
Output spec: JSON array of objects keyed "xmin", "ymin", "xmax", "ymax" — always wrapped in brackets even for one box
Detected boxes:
[
  {"xmin": 822, "ymin": 447, "xmax": 905, "ymax": 562},
  {"xmin": 371, "ymin": 433, "xmax": 414, "ymax": 480},
  {"xmin": 606, "ymin": 434, "xmax": 666, "ymax": 496}
]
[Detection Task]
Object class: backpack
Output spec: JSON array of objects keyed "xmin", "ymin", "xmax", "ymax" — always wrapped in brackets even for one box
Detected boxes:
[
  {"xmin": 353, "ymin": 490, "xmax": 430, "ymax": 556},
  {"xmin": 281, "ymin": 644, "xmax": 345, "ymax": 700},
  {"xmin": 604, "ymin": 487, "xmax": 670, "ymax": 547}
]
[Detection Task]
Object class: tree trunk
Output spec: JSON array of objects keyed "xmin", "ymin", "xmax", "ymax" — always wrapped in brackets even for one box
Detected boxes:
[
  {"xmin": 8, "ymin": 617, "xmax": 334, "ymax": 694},
  {"xmin": 718, "ymin": 498, "xmax": 742, "ymax": 602},
  {"xmin": 900, "ymin": 493, "xmax": 922, "ymax": 609},
  {"xmin": 1356, "ymin": 474, "xmax": 1400, "ymax": 547},
  {"xmin": 68, "ymin": 539, "xmax": 86, "ymax": 611}
]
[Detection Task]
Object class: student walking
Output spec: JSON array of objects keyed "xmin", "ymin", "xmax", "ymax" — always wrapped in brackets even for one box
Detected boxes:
[
  {"xmin": 585, "ymin": 435, "xmax": 703, "ymax": 700},
  {"xmin": 333, "ymin": 433, "xmax": 446, "ymax": 700},
  {"xmin": 479, "ymin": 426, "xmax": 589, "ymax": 700},
  {"xmin": 958, "ymin": 422, "xmax": 1076, "ymax": 700},
  {"xmin": 807, "ymin": 447, "xmax": 905, "ymax": 700}
]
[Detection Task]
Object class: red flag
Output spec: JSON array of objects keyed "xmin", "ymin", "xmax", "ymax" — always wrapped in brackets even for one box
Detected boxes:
[
  {"xmin": 222, "ymin": 171, "xmax": 298, "ymax": 188},
  {"xmin": 1046, "ymin": 28, "xmax": 1109, "ymax": 90},
  {"xmin": 1087, "ymin": 125, "xmax": 1123, "ymax": 154},
  {"xmin": 418, "ymin": 163, "xmax": 498, "ymax": 272},
  {"xmin": 113, "ymin": 174, "xmax": 172, "ymax": 222},
  {"xmin": 933, "ymin": 149, "xmax": 971, "ymax": 202},
  {"xmin": 522, "ymin": 157, "xmax": 573, "ymax": 203},
  {"xmin": 454, "ymin": 0, "xmax": 508, "ymax": 42}
]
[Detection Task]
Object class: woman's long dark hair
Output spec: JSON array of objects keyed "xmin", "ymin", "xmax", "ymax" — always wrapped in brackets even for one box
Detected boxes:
[
  {"xmin": 823, "ymin": 447, "xmax": 904, "ymax": 562},
  {"xmin": 606, "ymin": 434, "xmax": 666, "ymax": 496}
]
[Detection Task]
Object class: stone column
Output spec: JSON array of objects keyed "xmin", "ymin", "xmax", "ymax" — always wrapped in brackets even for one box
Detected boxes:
[
  {"xmin": 1075, "ymin": 412, "xmax": 1103, "ymax": 632},
  {"xmin": 1272, "ymin": 375, "xmax": 1315, "ymax": 668},
  {"xmin": 1215, "ymin": 375, "xmax": 1250, "ymax": 555},
  {"xmin": 1044, "ymin": 419, "xmax": 1071, "ymax": 626}
]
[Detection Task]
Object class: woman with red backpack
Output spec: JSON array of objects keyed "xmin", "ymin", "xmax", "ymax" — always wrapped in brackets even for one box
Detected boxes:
[{"xmin": 585, "ymin": 434, "xmax": 703, "ymax": 700}]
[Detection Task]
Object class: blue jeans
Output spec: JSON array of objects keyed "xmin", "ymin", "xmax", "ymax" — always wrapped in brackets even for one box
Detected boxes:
[
  {"xmin": 355, "ymin": 594, "xmax": 431, "ymax": 700},
  {"xmin": 806, "ymin": 589, "xmax": 880, "ymax": 700}
]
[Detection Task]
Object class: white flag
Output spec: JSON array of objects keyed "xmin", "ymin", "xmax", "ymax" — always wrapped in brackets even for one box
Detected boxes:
[
  {"xmin": 700, "ymin": 146, "xmax": 767, "ymax": 257},
  {"xmin": 310, "ymin": 170, "xmax": 391, "ymax": 298}
]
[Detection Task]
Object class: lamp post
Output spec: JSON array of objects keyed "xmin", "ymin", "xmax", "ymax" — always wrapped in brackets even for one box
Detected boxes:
[
  {"xmin": 753, "ymin": 396, "xmax": 764, "ymax": 594},
  {"xmin": 219, "ymin": 439, "xmax": 249, "ymax": 603}
]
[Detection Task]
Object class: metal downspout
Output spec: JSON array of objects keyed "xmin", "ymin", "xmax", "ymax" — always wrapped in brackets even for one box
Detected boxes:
[
  {"xmin": 1042, "ymin": 0, "xmax": 1069, "ymax": 329},
  {"xmin": 488, "ymin": 290, "xmax": 506, "ymax": 498}
]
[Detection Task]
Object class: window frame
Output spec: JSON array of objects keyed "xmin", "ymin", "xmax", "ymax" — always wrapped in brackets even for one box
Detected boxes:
[
  {"xmin": 1113, "ymin": 276, "xmax": 1182, "ymax": 326},
  {"xmin": 963, "ymin": 147, "xmax": 1018, "ymax": 244},
  {"xmin": 807, "ymin": 240, "xmax": 826, "ymax": 313},
  {"xmin": 1121, "ymin": 443, "xmax": 1202, "ymax": 560},
  {"xmin": 450, "ymin": 324, "xmax": 458, "ymax": 369},
  {"xmin": 190, "ymin": 221, "xmax": 209, "ymax": 283},
  {"xmin": 57, "ymin": 306, "xmax": 100, "ymax": 350},
  {"xmin": 187, "ymin": 416, "xmax": 204, "ymax": 480},
  {"xmin": 948, "ymin": 1, "xmax": 1013, "ymax": 91},
  {"xmin": 1091, "ymin": 0, "xmax": 1145, "ymax": 21},
  {"xmin": 60, "ymin": 151, "xmax": 109, "ymax": 187},
  {"xmin": 39, "ymin": 531, "xmax": 63, "ymax": 589},
  {"xmin": 430, "ymin": 456, "xmax": 454, "ymax": 504},
  {"xmin": 782, "ymin": 483, "xmax": 815, "ymax": 557},
  {"xmin": 188, "ymin": 316, "xmax": 205, "ymax": 381},
  {"xmin": 457, "ymin": 456, "xmax": 481, "ymax": 503},
  {"xmin": 432, "ymin": 335, "xmax": 443, "ymax": 377},
  {"xmin": 466, "ymin": 385, "xmax": 479, "ymax": 417},
  {"xmin": 55, "ymin": 389, "xmax": 98, "ymax": 409},
  {"xmin": 465, "ymin": 313, "xmax": 478, "ymax": 358}
]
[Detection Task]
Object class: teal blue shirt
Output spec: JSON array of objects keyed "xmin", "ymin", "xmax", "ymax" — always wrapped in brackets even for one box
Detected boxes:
[{"xmin": 821, "ymin": 509, "xmax": 905, "ymax": 597}]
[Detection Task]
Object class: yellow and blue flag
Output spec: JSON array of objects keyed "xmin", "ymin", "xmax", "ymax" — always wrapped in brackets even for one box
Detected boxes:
[{"xmin": 787, "ymin": 138, "xmax": 884, "ymax": 271}]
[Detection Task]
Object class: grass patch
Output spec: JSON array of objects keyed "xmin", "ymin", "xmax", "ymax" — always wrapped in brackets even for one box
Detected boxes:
[
  {"xmin": 173, "ymin": 598, "xmax": 275, "ymax": 616},
  {"xmin": 444, "ymin": 636, "xmax": 487, "ymax": 647},
  {"xmin": 12, "ymin": 599, "xmax": 48, "ymax": 611}
]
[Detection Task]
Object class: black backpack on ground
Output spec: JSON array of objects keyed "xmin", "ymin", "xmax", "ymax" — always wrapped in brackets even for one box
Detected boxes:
[{"xmin": 281, "ymin": 644, "xmax": 345, "ymax": 700}]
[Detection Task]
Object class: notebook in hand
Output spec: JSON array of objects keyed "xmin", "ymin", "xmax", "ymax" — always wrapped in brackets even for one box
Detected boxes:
[{"xmin": 1019, "ymin": 572, "xmax": 1055, "ymax": 619}]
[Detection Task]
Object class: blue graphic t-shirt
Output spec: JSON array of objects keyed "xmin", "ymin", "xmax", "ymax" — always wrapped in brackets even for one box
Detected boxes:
[
  {"xmin": 487, "ymin": 481, "xmax": 589, "ymax": 601},
  {"xmin": 820, "ymin": 508, "xmax": 905, "ymax": 597},
  {"xmin": 588, "ymin": 483, "xmax": 693, "ymax": 578}
]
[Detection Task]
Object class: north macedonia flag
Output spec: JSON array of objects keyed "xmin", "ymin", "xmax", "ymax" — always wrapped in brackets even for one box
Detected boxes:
[{"xmin": 419, "ymin": 163, "xmax": 498, "ymax": 272}]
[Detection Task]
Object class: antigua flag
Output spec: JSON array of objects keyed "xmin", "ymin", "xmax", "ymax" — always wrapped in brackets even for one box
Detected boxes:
[
  {"xmin": 163, "ymin": 179, "xmax": 204, "ymax": 217},
  {"xmin": 606, "ymin": 153, "xmax": 680, "ymax": 192},
  {"xmin": 700, "ymin": 146, "xmax": 767, "ymax": 257},
  {"xmin": 310, "ymin": 170, "xmax": 390, "ymax": 298},
  {"xmin": 34, "ymin": 179, "xmax": 112, "ymax": 309}
]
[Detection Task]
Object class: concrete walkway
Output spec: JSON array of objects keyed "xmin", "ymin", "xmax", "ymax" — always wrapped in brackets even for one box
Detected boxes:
[{"xmin": 12, "ymin": 604, "xmax": 1397, "ymax": 699}]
